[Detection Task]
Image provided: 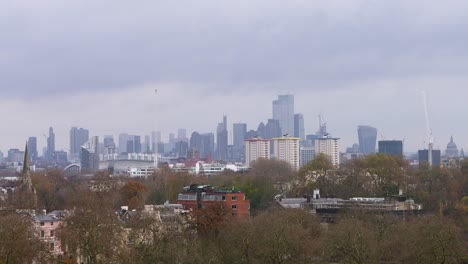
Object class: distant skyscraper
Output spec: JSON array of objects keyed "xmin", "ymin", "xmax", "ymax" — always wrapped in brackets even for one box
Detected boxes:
[
  {"xmin": 103, "ymin": 135, "xmax": 116, "ymax": 155},
  {"xmin": 265, "ymin": 119, "xmax": 282, "ymax": 155},
  {"xmin": 378, "ymin": 140, "xmax": 403, "ymax": 157},
  {"xmin": 200, "ymin": 133, "xmax": 215, "ymax": 160},
  {"xmin": 47, "ymin": 127, "xmax": 55, "ymax": 161},
  {"xmin": 419, "ymin": 149, "xmax": 441, "ymax": 166},
  {"xmin": 233, "ymin": 123, "xmax": 247, "ymax": 162},
  {"xmin": 70, "ymin": 127, "xmax": 90, "ymax": 155},
  {"xmin": 300, "ymin": 146, "xmax": 315, "ymax": 167},
  {"xmin": 80, "ymin": 136, "xmax": 99, "ymax": 174},
  {"xmin": 119, "ymin": 133, "xmax": 129, "ymax": 154},
  {"xmin": 245, "ymin": 137, "xmax": 271, "ymax": 167},
  {"xmin": 256, "ymin": 122, "xmax": 266, "ymax": 138},
  {"xmin": 273, "ymin": 95, "xmax": 294, "ymax": 136},
  {"xmin": 273, "ymin": 136, "xmax": 300, "ymax": 171},
  {"xmin": 294, "ymin": 114, "xmax": 305, "ymax": 140},
  {"xmin": 216, "ymin": 116, "xmax": 228, "ymax": 161},
  {"xmin": 357, "ymin": 126, "xmax": 377, "ymax": 155},
  {"xmin": 315, "ymin": 137, "xmax": 340, "ymax": 167},
  {"xmin": 177, "ymin": 129, "xmax": 187, "ymax": 140},
  {"xmin": 27, "ymin": 137, "xmax": 38, "ymax": 162},
  {"xmin": 151, "ymin": 131, "xmax": 162, "ymax": 153}
]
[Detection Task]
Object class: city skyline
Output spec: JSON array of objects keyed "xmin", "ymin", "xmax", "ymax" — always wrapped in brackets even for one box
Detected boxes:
[{"xmin": 2, "ymin": 1, "xmax": 468, "ymax": 153}]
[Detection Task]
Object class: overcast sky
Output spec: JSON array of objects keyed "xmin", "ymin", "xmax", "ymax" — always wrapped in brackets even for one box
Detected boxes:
[{"xmin": 1, "ymin": 0, "xmax": 468, "ymax": 154}]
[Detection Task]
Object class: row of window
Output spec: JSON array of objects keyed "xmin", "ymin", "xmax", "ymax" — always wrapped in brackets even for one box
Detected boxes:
[
  {"xmin": 40, "ymin": 221, "xmax": 54, "ymax": 226},
  {"xmin": 40, "ymin": 230, "xmax": 54, "ymax": 238}
]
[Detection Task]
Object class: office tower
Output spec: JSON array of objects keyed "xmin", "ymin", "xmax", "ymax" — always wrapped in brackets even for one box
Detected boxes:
[
  {"xmin": 418, "ymin": 149, "xmax": 441, "ymax": 166},
  {"xmin": 216, "ymin": 116, "xmax": 228, "ymax": 161},
  {"xmin": 142, "ymin": 135, "xmax": 150, "ymax": 153},
  {"xmin": 200, "ymin": 133, "xmax": 215, "ymax": 160},
  {"xmin": 47, "ymin": 127, "xmax": 55, "ymax": 161},
  {"xmin": 27, "ymin": 137, "xmax": 38, "ymax": 162},
  {"xmin": 178, "ymin": 129, "xmax": 187, "ymax": 140},
  {"xmin": 314, "ymin": 136, "xmax": 340, "ymax": 167},
  {"xmin": 273, "ymin": 136, "xmax": 300, "ymax": 171},
  {"xmin": 175, "ymin": 141, "xmax": 189, "ymax": 157},
  {"xmin": 246, "ymin": 130, "xmax": 257, "ymax": 139},
  {"xmin": 256, "ymin": 122, "xmax": 266, "ymax": 138},
  {"xmin": 8, "ymin": 149, "xmax": 24, "ymax": 163},
  {"xmin": 300, "ymin": 146, "xmax": 315, "ymax": 167},
  {"xmin": 80, "ymin": 136, "xmax": 99, "ymax": 174},
  {"xmin": 119, "ymin": 133, "xmax": 129, "ymax": 154},
  {"xmin": 70, "ymin": 127, "xmax": 90, "ymax": 155},
  {"xmin": 357, "ymin": 126, "xmax": 377, "ymax": 155},
  {"xmin": 264, "ymin": 119, "xmax": 282, "ymax": 139},
  {"xmin": 103, "ymin": 135, "xmax": 116, "ymax": 155},
  {"xmin": 445, "ymin": 136, "xmax": 459, "ymax": 158},
  {"xmin": 134, "ymin": 136, "xmax": 142, "ymax": 153},
  {"xmin": 233, "ymin": 123, "xmax": 247, "ymax": 162},
  {"xmin": 294, "ymin": 114, "xmax": 305, "ymax": 140},
  {"xmin": 0, "ymin": 150, "xmax": 3, "ymax": 163},
  {"xmin": 245, "ymin": 137, "xmax": 271, "ymax": 167},
  {"xmin": 151, "ymin": 131, "xmax": 162, "ymax": 153},
  {"xmin": 272, "ymin": 95, "xmax": 294, "ymax": 136},
  {"xmin": 378, "ymin": 140, "xmax": 403, "ymax": 157},
  {"xmin": 190, "ymin": 132, "xmax": 202, "ymax": 150}
]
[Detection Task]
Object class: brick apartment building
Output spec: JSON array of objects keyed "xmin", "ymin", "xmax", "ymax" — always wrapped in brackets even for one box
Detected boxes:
[{"xmin": 177, "ymin": 184, "xmax": 250, "ymax": 217}]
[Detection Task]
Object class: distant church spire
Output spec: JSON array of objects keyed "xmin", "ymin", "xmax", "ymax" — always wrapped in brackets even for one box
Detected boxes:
[{"xmin": 22, "ymin": 142, "xmax": 33, "ymax": 191}]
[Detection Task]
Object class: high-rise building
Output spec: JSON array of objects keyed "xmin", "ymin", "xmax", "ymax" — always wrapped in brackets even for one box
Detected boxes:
[
  {"xmin": 273, "ymin": 136, "xmax": 300, "ymax": 171},
  {"xmin": 27, "ymin": 137, "xmax": 38, "ymax": 162},
  {"xmin": 200, "ymin": 133, "xmax": 215, "ymax": 160},
  {"xmin": 119, "ymin": 133, "xmax": 129, "ymax": 154},
  {"xmin": 418, "ymin": 149, "xmax": 441, "ymax": 166},
  {"xmin": 300, "ymin": 146, "xmax": 315, "ymax": 167},
  {"xmin": 314, "ymin": 137, "xmax": 340, "ymax": 167},
  {"xmin": 245, "ymin": 137, "xmax": 271, "ymax": 167},
  {"xmin": 70, "ymin": 127, "xmax": 90, "ymax": 155},
  {"xmin": 80, "ymin": 136, "xmax": 99, "ymax": 174},
  {"xmin": 233, "ymin": 123, "xmax": 247, "ymax": 162},
  {"xmin": 177, "ymin": 129, "xmax": 187, "ymax": 140},
  {"xmin": 378, "ymin": 140, "xmax": 403, "ymax": 157},
  {"xmin": 47, "ymin": 127, "xmax": 55, "ymax": 161},
  {"xmin": 294, "ymin": 114, "xmax": 305, "ymax": 140},
  {"xmin": 273, "ymin": 95, "xmax": 294, "ymax": 136},
  {"xmin": 216, "ymin": 116, "xmax": 228, "ymax": 161},
  {"xmin": 357, "ymin": 126, "xmax": 377, "ymax": 155},
  {"xmin": 103, "ymin": 135, "xmax": 116, "ymax": 155},
  {"xmin": 256, "ymin": 122, "xmax": 266, "ymax": 138},
  {"xmin": 151, "ymin": 131, "xmax": 162, "ymax": 153}
]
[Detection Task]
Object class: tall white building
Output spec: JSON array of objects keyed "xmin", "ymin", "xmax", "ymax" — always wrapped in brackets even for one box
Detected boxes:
[
  {"xmin": 273, "ymin": 95, "xmax": 294, "ymax": 136},
  {"xmin": 245, "ymin": 138, "xmax": 271, "ymax": 167},
  {"xmin": 273, "ymin": 136, "xmax": 300, "ymax": 171},
  {"xmin": 314, "ymin": 137, "xmax": 340, "ymax": 167}
]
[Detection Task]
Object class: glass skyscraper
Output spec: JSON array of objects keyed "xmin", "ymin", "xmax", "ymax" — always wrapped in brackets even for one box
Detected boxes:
[
  {"xmin": 357, "ymin": 125, "xmax": 377, "ymax": 155},
  {"xmin": 273, "ymin": 95, "xmax": 294, "ymax": 136}
]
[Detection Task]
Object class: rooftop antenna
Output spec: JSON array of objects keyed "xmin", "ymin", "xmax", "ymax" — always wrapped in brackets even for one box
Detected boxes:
[{"xmin": 422, "ymin": 91, "xmax": 434, "ymax": 167}]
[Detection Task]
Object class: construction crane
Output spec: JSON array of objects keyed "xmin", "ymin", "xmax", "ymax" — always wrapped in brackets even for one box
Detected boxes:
[{"xmin": 422, "ymin": 91, "xmax": 434, "ymax": 167}]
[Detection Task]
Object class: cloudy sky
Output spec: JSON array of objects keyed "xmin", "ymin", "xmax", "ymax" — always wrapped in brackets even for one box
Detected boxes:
[{"xmin": 1, "ymin": 0, "xmax": 468, "ymax": 154}]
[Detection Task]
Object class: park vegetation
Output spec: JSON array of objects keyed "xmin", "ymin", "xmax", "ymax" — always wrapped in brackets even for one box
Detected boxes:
[{"xmin": 0, "ymin": 153, "xmax": 467, "ymax": 263}]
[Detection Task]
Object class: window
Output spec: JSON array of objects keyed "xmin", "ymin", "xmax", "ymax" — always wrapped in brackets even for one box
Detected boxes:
[
  {"xmin": 222, "ymin": 196, "xmax": 226, "ymax": 201},
  {"xmin": 49, "ymin": 243, "xmax": 54, "ymax": 251},
  {"xmin": 231, "ymin": 204, "xmax": 237, "ymax": 210},
  {"xmin": 40, "ymin": 222, "xmax": 44, "ymax": 226},
  {"xmin": 50, "ymin": 230, "xmax": 54, "ymax": 237},
  {"xmin": 40, "ymin": 231, "xmax": 45, "ymax": 238},
  {"xmin": 231, "ymin": 196, "xmax": 237, "ymax": 201},
  {"xmin": 51, "ymin": 221, "xmax": 54, "ymax": 226}
]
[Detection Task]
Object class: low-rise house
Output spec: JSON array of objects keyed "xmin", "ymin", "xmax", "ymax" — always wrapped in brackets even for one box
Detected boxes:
[{"xmin": 34, "ymin": 210, "xmax": 64, "ymax": 256}]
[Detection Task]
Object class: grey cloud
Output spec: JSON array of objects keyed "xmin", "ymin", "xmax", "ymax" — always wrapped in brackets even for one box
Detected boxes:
[{"xmin": 1, "ymin": 1, "xmax": 468, "ymax": 98}]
